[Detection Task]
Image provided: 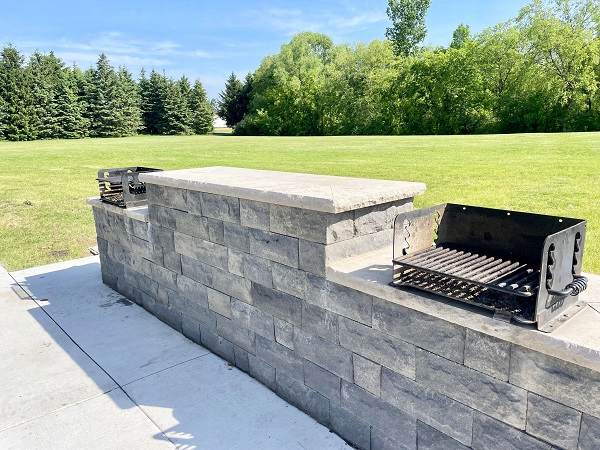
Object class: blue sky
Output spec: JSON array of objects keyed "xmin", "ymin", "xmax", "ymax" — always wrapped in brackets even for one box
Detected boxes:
[{"xmin": 1, "ymin": 0, "xmax": 528, "ymax": 100}]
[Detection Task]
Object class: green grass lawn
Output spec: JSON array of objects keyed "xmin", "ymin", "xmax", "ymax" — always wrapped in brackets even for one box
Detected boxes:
[{"xmin": 1, "ymin": 133, "xmax": 598, "ymax": 273}]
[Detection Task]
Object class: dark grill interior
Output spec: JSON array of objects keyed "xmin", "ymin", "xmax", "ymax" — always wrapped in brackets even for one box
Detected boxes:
[{"xmin": 97, "ymin": 167, "xmax": 161, "ymax": 208}]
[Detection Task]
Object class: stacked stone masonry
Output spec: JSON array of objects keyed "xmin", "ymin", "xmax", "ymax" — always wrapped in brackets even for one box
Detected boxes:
[{"xmin": 90, "ymin": 170, "xmax": 600, "ymax": 450}]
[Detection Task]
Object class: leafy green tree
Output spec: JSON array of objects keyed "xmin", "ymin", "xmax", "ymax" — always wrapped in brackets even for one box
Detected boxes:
[
  {"xmin": 518, "ymin": 0, "xmax": 600, "ymax": 130},
  {"xmin": 0, "ymin": 45, "xmax": 35, "ymax": 140},
  {"xmin": 238, "ymin": 32, "xmax": 334, "ymax": 135},
  {"xmin": 188, "ymin": 79, "xmax": 214, "ymax": 134},
  {"xmin": 450, "ymin": 24, "xmax": 471, "ymax": 49},
  {"xmin": 385, "ymin": 0, "xmax": 431, "ymax": 57}
]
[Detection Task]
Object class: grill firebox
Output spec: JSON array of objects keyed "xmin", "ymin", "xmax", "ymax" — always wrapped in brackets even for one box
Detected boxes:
[
  {"xmin": 97, "ymin": 167, "xmax": 162, "ymax": 208},
  {"xmin": 392, "ymin": 204, "xmax": 587, "ymax": 332}
]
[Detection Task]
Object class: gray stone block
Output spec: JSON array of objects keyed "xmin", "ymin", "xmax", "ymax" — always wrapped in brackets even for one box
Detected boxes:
[
  {"xmin": 227, "ymin": 248, "xmax": 244, "ymax": 276},
  {"xmin": 116, "ymin": 278, "xmax": 143, "ymax": 305},
  {"xmin": 163, "ymin": 251, "xmax": 182, "ymax": 274},
  {"xmin": 371, "ymin": 426, "xmax": 416, "ymax": 450},
  {"xmin": 147, "ymin": 184, "xmax": 188, "ymax": 211},
  {"xmin": 207, "ymin": 287, "xmax": 231, "ymax": 318},
  {"xmin": 126, "ymin": 217, "xmax": 149, "ymax": 239},
  {"xmin": 339, "ymin": 317, "xmax": 415, "ymax": 380},
  {"xmin": 472, "ymin": 412, "xmax": 551, "ymax": 450},
  {"xmin": 416, "ymin": 349, "xmax": 527, "ymax": 429},
  {"xmin": 212, "ymin": 267, "xmax": 253, "ymax": 303},
  {"xmin": 156, "ymin": 285, "xmax": 170, "ymax": 305},
  {"xmin": 150, "ymin": 262, "xmax": 178, "ymax": 292},
  {"xmin": 201, "ymin": 192, "xmax": 240, "ymax": 223},
  {"xmin": 464, "ymin": 329, "xmax": 510, "ymax": 381},
  {"xmin": 168, "ymin": 290, "xmax": 213, "ymax": 327},
  {"xmin": 248, "ymin": 353, "xmax": 276, "ymax": 391},
  {"xmin": 329, "ymin": 403, "xmax": 371, "ymax": 450},
  {"xmin": 130, "ymin": 235, "xmax": 162, "ymax": 265},
  {"xmin": 306, "ymin": 275, "xmax": 372, "ymax": 325},
  {"xmin": 303, "ymin": 360, "xmax": 341, "ymax": 401},
  {"xmin": 251, "ymin": 283, "xmax": 302, "ymax": 326},
  {"xmin": 200, "ymin": 324, "xmax": 234, "ymax": 363},
  {"xmin": 256, "ymin": 335, "xmax": 304, "ymax": 381},
  {"xmin": 174, "ymin": 232, "xmax": 228, "ymax": 271},
  {"xmin": 207, "ymin": 218, "xmax": 225, "ymax": 245},
  {"xmin": 181, "ymin": 315, "xmax": 201, "ymax": 345},
  {"xmin": 275, "ymin": 371, "xmax": 330, "ymax": 426},
  {"xmin": 509, "ymin": 345, "xmax": 600, "ymax": 417},
  {"xmin": 101, "ymin": 269, "xmax": 118, "ymax": 291},
  {"xmin": 274, "ymin": 318, "xmax": 294, "ymax": 349},
  {"xmin": 234, "ymin": 345, "xmax": 250, "ymax": 372},
  {"xmin": 141, "ymin": 292, "xmax": 156, "ymax": 313},
  {"xmin": 148, "ymin": 204, "xmax": 177, "ymax": 229},
  {"xmin": 249, "ymin": 228, "xmax": 299, "ymax": 268},
  {"xmin": 97, "ymin": 236, "xmax": 108, "ymax": 255},
  {"xmin": 417, "ymin": 421, "xmax": 470, "ymax": 450},
  {"xmin": 381, "ymin": 367, "xmax": 473, "ymax": 446},
  {"xmin": 525, "ymin": 393, "xmax": 581, "ymax": 449},
  {"xmin": 224, "ymin": 222, "xmax": 250, "ymax": 252},
  {"xmin": 231, "ymin": 298, "xmax": 275, "ymax": 340},
  {"xmin": 372, "ymin": 297, "xmax": 465, "ymax": 363},
  {"xmin": 180, "ymin": 255, "xmax": 213, "ymax": 286},
  {"xmin": 327, "ymin": 229, "xmax": 393, "ymax": 262},
  {"xmin": 101, "ymin": 253, "xmax": 125, "ymax": 278},
  {"xmin": 217, "ymin": 315, "xmax": 256, "ymax": 354},
  {"xmin": 579, "ymin": 414, "xmax": 600, "ymax": 450},
  {"xmin": 148, "ymin": 224, "xmax": 175, "ymax": 251},
  {"xmin": 174, "ymin": 210, "xmax": 210, "ymax": 241},
  {"xmin": 240, "ymin": 199, "xmax": 270, "ymax": 231},
  {"xmin": 302, "ymin": 302, "xmax": 339, "ymax": 343},
  {"xmin": 327, "ymin": 211, "xmax": 355, "ymax": 243},
  {"xmin": 186, "ymin": 190, "xmax": 203, "ymax": 216},
  {"xmin": 155, "ymin": 301, "xmax": 183, "ymax": 332},
  {"xmin": 293, "ymin": 328, "xmax": 353, "ymax": 382},
  {"xmin": 270, "ymin": 204, "xmax": 328, "ymax": 244},
  {"xmin": 299, "ymin": 240, "xmax": 326, "ymax": 277},
  {"xmin": 271, "ymin": 263, "xmax": 308, "ymax": 299},
  {"xmin": 353, "ymin": 354, "xmax": 381, "ymax": 396},
  {"xmin": 243, "ymin": 253, "xmax": 273, "ymax": 288},
  {"xmin": 341, "ymin": 381, "xmax": 416, "ymax": 450},
  {"xmin": 123, "ymin": 266, "xmax": 158, "ymax": 298},
  {"xmin": 354, "ymin": 200, "xmax": 411, "ymax": 237}
]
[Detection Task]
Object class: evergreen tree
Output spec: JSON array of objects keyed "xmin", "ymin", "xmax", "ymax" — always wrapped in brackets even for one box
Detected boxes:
[
  {"xmin": 0, "ymin": 45, "xmax": 35, "ymax": 140},
  {"xmin": 161, "ymin": 77, "xmax": 192, "ymax": 134},
  {"xmin": 53, "ymin": 70, "xmax": 89, "ymax": 138},
  {"xmin": 189, "ymin": 79, "xmax": 214, "ymax": 134},
  {"xmin": 217, "ymin": 72, "xmax": 243, "ymax": 126},
  {"xmin": 115, "ymin": 67, "xmax": 142, "ymax": 136},
  {"xmin": 140, "ymin": 69, "xmax": 168, "ymax": 134},
  {"xmin": 86, "ymin": 54, "xmax": 122, "ymax": 137}
]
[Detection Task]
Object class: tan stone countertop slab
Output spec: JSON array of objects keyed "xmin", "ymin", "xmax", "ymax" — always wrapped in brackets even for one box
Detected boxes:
[
  {"xmin": 328, "ymin": 246, "xmax": 600, "ymax": 372},
  {"xmin": 138, "ymin": 166, "xmax": 426, "ymax": 213}
]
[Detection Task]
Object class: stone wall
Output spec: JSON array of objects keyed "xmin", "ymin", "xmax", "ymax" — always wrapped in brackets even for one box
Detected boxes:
[{"xmin": 89, "ymin": 168, "xmax": 600, "ymax": 450}]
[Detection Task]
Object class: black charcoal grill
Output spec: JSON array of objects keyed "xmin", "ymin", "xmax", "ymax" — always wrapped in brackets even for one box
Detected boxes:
[
  {"xmin": 97, "ymin": 167, "xmax": 162, "ymax": 208},
  {"xmin": 392, "ymin": 204, "xmax": 587, "ymax": 332}
]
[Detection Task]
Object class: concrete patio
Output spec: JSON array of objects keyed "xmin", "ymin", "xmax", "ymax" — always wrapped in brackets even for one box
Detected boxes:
[{"xmin": 0, "ymin": 256, "xmax": 351, "ymax": 449}]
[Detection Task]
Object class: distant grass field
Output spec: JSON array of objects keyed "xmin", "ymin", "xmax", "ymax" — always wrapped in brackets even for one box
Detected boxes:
[{"xmin": 0, "ymin": 133, "xmax": 598, "ymax": 273}]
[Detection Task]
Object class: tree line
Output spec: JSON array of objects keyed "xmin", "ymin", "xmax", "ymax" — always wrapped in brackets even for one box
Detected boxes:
[
  {"xmin": 218, "ymin": 0, "xmax": 600, "ymax": 135},
  {"xmin": 0, "ymin": 48, "xmax": 213, "ymax": 141}
]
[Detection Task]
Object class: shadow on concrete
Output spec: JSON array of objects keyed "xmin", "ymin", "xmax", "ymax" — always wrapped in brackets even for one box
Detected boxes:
[{"xmin": 11, "ymin": 258, "xmax": 347, "ymax": 449}]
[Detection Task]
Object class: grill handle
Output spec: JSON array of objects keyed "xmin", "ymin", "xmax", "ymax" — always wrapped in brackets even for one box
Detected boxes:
[{"xmin": 547, "ymin": 275, "xmax": 588, "ymax": 297}]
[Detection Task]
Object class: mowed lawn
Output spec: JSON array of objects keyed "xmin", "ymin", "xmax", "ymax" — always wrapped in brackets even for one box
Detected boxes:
[{"xmin": 0, "ymin": 132, "xmax": 598, "ymax": 273}]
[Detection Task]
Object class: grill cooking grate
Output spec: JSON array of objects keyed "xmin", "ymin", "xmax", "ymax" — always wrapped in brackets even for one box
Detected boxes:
[{"xmin": 394, "ymin": 244, "xmax": 540, "ymax": 297}]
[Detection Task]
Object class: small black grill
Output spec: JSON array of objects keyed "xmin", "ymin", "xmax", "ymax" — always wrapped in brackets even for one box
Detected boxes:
[
  {"xmin": 392, "ymin": 204, "xmax": 587, "ymax": 332},
  {"xmin": 97, "ymin": 167, "xmax": 162, "ymax": 208}
]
